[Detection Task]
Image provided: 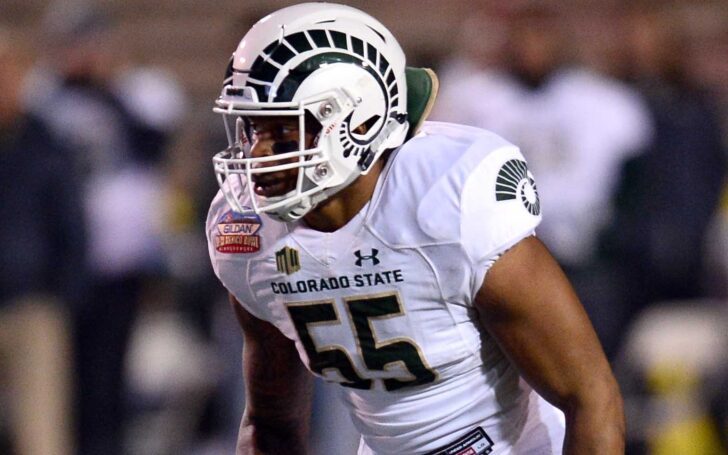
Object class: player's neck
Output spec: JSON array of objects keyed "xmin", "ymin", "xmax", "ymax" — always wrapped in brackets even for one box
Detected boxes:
[{"xmin": 303, "ymin": 160, "xmax": 384, "ymax": 233}]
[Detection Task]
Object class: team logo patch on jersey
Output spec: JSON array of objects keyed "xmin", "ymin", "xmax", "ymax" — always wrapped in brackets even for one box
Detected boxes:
[
  {"xmin": 276, "ymin": 246, "xmax": 301, "ymax": 275},
  {"xmin": 215, "ymin": 210, "xmax": 262, "ymax": 253},
  {"xmin": 495, "ymin": 159, "xmax": 540, "ymax": 216}
]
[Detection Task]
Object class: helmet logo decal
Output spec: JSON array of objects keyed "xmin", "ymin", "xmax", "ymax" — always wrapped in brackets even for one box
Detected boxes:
[
  {"xmin": 247, "ymin": 29, "xmax": 399, "ymax": 103},
  {"xmin": 495, "ymin": 159, "xmax": 541, "ymax": 216},
  {"xmin": 241, "ymin": 27, "xmax": 403, "ymax": 164}
]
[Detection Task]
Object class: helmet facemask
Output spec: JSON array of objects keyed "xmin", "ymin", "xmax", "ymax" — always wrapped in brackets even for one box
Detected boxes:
[{"xmin": 214, "ymin": 87, "xmax": 332, "ymax": 222}]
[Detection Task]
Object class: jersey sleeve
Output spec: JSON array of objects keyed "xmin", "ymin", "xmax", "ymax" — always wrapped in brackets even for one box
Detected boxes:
[{"xmin": 459, "ymin": 143, "xmax": 542, "ymax": 294}]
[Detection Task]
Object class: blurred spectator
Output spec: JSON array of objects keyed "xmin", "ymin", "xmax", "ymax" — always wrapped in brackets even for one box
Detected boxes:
[
  {"xmin": 604, "ymin": 4, "xmax": 727, "ymax": 321},
  {"xmin": 617, "ymin": 303, "xmax": 728, "ymax": 454},
  {"xmin": 432, "ymin": 5, "xmax": 509, "ymax": 88},
  {"xmin": 0, "ymin": 28, "xmax": 85, "ymax": 455},
  {"xmin": 432, "ymin": 3, "xmax": 652, "ymax": 358},
  {"xmin": 25, "ymin": 3, "xmax": 184, "ymax": 454},
  {"xmin": 602, "ymin": 5, "xmax": 728, "ymax": 453}
]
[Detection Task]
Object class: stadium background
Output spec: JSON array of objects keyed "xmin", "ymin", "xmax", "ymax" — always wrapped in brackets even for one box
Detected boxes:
[{"xmin": 0, "ymin": 0, "xmax": 727, "ymax": 454}]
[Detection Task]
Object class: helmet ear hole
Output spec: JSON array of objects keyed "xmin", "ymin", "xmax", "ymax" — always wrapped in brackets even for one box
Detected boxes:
[{"xmin": 353, "ymin": 114, "xmax": 381, "ymax": 135}]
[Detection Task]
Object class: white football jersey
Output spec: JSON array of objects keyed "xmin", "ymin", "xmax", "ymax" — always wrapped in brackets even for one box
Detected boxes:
[
  {"xmin": 433, "ymin": 68, "xmax": 652, "ymax": 266},
  {"xmin": 206, "ymin": 121, "xmax": 565, "ymax": 454}
]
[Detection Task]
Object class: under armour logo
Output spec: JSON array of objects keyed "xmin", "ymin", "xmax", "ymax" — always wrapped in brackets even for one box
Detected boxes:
[{"xmin": 354, "ymin": 249, "xmax": 380, "ymax": 267}]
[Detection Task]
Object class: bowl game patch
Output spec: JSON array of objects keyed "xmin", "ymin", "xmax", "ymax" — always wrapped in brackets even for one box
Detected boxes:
[{"xmin": 215, "ymin": 210, "xmax": 262, "ymax": 253}]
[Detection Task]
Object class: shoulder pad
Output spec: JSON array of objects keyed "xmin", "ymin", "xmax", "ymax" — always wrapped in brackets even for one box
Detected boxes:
[
  {"xmin": 205, "ymin": 189, "xmax": 287, "ymax": 321},
  {"xmin": 369, "ymin": 123, "xmax": 541, "ymax": 261},
  {"xmin": 459, "ymin": 145, "xmax": 541, "ymax": 263}
]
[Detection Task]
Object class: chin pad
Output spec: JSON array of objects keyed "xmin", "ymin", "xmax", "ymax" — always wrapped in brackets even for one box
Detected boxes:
[{"xmin": 405, "ymin": 67, "xmax": 440, "ymax": 140}]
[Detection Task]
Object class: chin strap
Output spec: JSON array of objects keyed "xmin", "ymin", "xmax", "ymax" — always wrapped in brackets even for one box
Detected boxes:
[
  {"xmin": 266, "ymin": 187, "xmax": 328, "ymax": 223},
  {"xmin": 268, "ymin": 162, "xmax": 365, "ymax": 223}
]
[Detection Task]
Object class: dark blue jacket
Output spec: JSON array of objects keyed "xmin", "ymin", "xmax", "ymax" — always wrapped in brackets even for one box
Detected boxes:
[{"xmin": 0, "ymin": 114, "xmax": 87, "ymax": 305}]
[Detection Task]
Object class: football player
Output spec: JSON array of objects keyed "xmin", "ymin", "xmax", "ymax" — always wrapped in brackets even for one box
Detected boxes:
[{"xmin": 206, "ymin": 3, "xmax": 622, "ymax": 454}]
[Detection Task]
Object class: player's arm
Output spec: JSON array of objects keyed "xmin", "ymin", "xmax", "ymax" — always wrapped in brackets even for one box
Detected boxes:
[
  {"xmin": 230, "ymin": 293, "xmax": 314, "ymax": 455},
  {"xmin": 475, "ymin": 236, "xmax": 624, "ymax": 454}
]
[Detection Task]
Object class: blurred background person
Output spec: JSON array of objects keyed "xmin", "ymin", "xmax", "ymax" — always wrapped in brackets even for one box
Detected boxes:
[
  {"xmin": 24, "ymin": 2, "xmax": 186, "ymax": 454},
  {"xmin": 601, "ymin": 4, "xmax": 728, "ymax": 454},
  {"xmin": 432, "ymin": 2, "xmax": 653, "ymax": 359},
  {"xmin": 602, "ymin": 3, "xmax": 727, "ymax": 322},
  {"xmin": 0, "ymin": 27, "xmax": 85, "ymax": 455},
  {"xmin": 0, "ymin": 0, "xmax": 726, "ymax": 453},
  {"xmin": 432, "ymin": 4, "xmax": 509, "ymax": 105}
]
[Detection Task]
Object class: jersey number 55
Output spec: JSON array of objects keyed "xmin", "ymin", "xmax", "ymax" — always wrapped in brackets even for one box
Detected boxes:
[{"xmin": 286, "ymin": 291, "xmax": 438, "ymax": 391}]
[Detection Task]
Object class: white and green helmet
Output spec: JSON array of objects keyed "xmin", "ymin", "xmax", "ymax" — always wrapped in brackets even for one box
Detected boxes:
[{"xmin": 213, "ymin": 2, "xmax": 410, "ymax": 222}]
